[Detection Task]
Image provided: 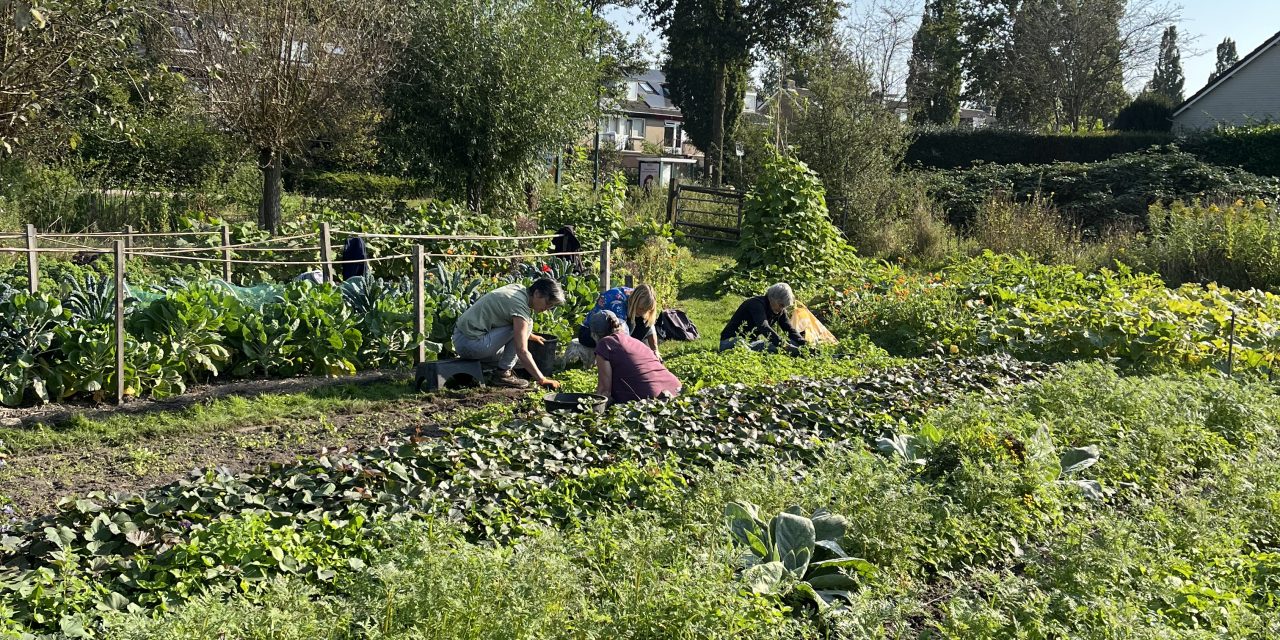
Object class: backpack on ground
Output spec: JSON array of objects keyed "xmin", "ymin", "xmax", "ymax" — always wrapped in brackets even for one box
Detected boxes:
[{"xmin": 656, "ymin": 309, "xmax": 700, "ymax": 341}]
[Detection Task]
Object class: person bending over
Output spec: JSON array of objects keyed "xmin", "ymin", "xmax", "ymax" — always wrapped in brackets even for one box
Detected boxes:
[
  {"xmin": 452, "ymin": 278, "xmax": 564, "ymax": 389},
  {"xmin": 719, "ymin": 282, "xmax": 805, "ymax": 355},
  {"xmin": 591, "ymin": 311, "xmax": 681, "ymax": 404},
  {"xmin": 578, "ymin": 284, "xmax": 660, "ymax": 355}
]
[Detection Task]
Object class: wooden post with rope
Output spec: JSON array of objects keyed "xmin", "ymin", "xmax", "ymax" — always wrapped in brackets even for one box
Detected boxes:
[
  {"xmin": 122, "ymin": 225, "xmax": 134, "ymax": 265},
  {"xmin": 413, "ymin": 245, "xmax": 427, "ymax": 365},
  {"xmin": 221, "ymin": 225, "xmax": 233, "ymax": 281},
  {"xmin": 114, "ymin": 240, "xmax": 126, "ymax": 406},
  {"xmin": 320, "ymin": 222, "xmax": 334, "ymax": 283},
  {"xmin": 25, "ymin": 224, "xmax": 38, "ymax": 293}
]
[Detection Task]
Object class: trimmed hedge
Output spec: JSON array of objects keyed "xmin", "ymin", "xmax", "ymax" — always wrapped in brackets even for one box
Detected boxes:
[
  {"xmin": 924, "ymin": 146, "xmax": 1280, "ymax": 229},
  {"xmin": 906, "ymin": 129, "xmax": 1175, "ymax": 169},
  {"xmin": 1184, "ymin": 123, "xmax": 1280, "ymax": 177},
  {"xmin": 295, "ymin": 171, "xmax": 425, "ymax": 200}
]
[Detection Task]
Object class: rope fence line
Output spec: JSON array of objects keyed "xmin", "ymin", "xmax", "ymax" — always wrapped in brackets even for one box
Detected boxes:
[
  {"xmin": 5, "ymin": 224, "xmax": 610, "ymax": 306},
  {"xmin": 4, "ymin": 225, "xmax": 612, "ymax": 405},
  {"xmin": 334, "ymin": 230, "xmax": 559, "ymax": 242}
]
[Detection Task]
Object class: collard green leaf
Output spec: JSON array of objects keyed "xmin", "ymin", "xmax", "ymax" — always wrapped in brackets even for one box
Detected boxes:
[
  {"xmin": 771, "ymin": 512, "xmax": 815, "ymax": 578},
  {"xmin": 1060, "ymin": 445, "xmax": 1100, "ymax": 476},
  {"xmin": 743, "ymin": 561, "xmax": 785, "ymax": 595}
]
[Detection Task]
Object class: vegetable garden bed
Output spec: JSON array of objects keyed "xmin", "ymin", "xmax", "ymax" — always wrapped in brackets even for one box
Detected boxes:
[{"xmin": 0, "ymin": 355, "xmax": 1049, "ymax": 635}]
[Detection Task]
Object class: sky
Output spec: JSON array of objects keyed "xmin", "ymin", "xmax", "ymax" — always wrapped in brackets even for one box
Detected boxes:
[
  {"xmin": 1179, "ymin": 1, "xmax": 1278, "ymax": 95},
  {"xmin": 604, "ymin": 1, "xmax": 1280, "ymax": 98}
]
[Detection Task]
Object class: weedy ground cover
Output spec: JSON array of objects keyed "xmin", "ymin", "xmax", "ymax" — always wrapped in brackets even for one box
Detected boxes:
[
  {"xmin": 98, "ymin": 364, "xmax": 1280, "ymax": 639},
  {"xmin": 0, "ymin": 355, "xmax": 1047, "ymax": 635},
  {"xmin": 812, "ymin": 252, "xmax": 1280, "ymax": 375}
]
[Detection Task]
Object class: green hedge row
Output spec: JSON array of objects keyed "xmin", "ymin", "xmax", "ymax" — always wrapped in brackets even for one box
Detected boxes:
[
  {"xmin": 906, "ymin": 125, "xmax": 1280, "ymax": 177},
  {"xmin": 906, "ymin": 129, "xmax": 1175, "ymax": 169},
  {"xmin": 1185, "ymin": 123, "xmax": 1280, "ymax": 177}
]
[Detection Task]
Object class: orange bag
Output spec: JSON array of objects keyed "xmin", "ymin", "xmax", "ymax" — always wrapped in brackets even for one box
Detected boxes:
[{"xmin": 790, "ymin": 303, "xmax": 837, "ymax": 345}]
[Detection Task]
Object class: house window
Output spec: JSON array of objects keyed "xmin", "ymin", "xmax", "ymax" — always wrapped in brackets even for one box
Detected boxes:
[
  {"xmin": 628, "ymin": 118, "xmax": 645, "ymax": 138},
  {"xmin": 639, "ymin": 81, "xmax": 656, "ymax": 94},
  {"xmin": 663, "ymin": 122, "xmax": 681, "ymax": 150}
]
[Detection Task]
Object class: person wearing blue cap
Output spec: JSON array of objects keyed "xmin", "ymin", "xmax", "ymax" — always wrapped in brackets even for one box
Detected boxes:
[{"xmin": 590, "ymin": 310, "xmax": 680, "ymax": 404}]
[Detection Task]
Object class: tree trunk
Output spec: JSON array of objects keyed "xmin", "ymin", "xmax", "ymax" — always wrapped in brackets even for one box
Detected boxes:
[
  {"xmin": 258, "ymin": 147, "xmax": 282, "ymax": 234},
  {"xmin": 466, "ymin": 175, "xmax": 483, "ymax": 214},
  {"xmin": 710, "ymin": 63, "xmax": 726, "ymax": 187}
]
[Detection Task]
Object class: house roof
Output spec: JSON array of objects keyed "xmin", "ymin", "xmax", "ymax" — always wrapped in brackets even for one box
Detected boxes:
[
  {"xmin": 618, "ymin": 69, "xmax": 682, "ymax": 118},
  {"xmin": 1173, "ymin": 30, "xmax": 1280, "ymax": 118}
]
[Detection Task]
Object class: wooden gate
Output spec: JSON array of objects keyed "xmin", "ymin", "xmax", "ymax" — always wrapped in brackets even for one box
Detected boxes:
[{"xmin": 666, "ymin": 181, "xmax": 744, "ymax": 242}]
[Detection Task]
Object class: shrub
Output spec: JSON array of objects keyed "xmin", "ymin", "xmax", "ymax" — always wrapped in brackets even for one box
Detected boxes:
[
  {"xmin": 618, "ymin": 233, "xmax": 691, "ymax": 308},
  {"xmin": 1185, "ymin": 122, "xmax": 1280, "ymax": 177},
  {"xmin": 925, "ymin": 146, "xmax": 1280, "ymax": 230},
  {"xmin": 727, "ymin": 151, "xmax": 853, "ymax": 292},
  {"xmin": 967, "ymin": 192, "xmax": 1082, "ymax": 263},
  {"xmin": 538, "ymin": 171, "xmax": 627, "ymax": 252},
  {"xmin": 1111, "ymin": 93, "xmax": 1175, "ymax": 132},
  {"xmin": 1128, "ymin": 199, "xmax": 1280, "ymax": 291}
]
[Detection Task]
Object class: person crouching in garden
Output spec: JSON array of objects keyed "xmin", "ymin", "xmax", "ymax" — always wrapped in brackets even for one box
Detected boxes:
[
  {"xmin": 591, "ymin": 311, "xmax": 681, "ymax": 404},
  {"xmin": 720, "ymin": 282, "xmax": 805, "ymax": 355},
  {"xmin": 578, "ymin": 283, "xmax": 661, "ymax": 355},
  {"xmin": 452, "ymin": 278, "xmax": 564, "ymax": 390}
]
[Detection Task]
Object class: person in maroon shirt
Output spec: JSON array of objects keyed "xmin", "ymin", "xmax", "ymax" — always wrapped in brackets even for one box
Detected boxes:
[{"xmin": 590, "ymin": 311, "xmax": 681, "ymax": 404}]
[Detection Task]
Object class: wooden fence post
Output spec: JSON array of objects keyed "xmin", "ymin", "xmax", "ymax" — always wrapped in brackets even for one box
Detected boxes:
[
  {"xmin": 320, "ymin": 222, "xmax": 334, "ymax": 283},
  {"xmin": 25, "ymin": 224, "xmax": 38, "ymax": 293},
  {"xmin": 413, "ymin": 245, "xmax": 427, "ymax": 365},
  {"xmin": 114, "ymin": 240, "xmax": 126, "ymax": 406},
  {"xmin": 599, "ymin": 238, "xmax": 611, "ymax": 292},
  {"xmin": 123, "ymin": 225, "xmax": 134, "ymax": 266},
  {"xmin": 666, "ymin": 179, "xmax": 679, "ymax": 225},
  {"xmin": 221, "ymin": 225, "xmax": 233, "ymax": 281}
]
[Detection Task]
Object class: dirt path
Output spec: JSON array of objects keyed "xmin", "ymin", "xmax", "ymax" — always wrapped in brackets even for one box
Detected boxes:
[
  {"xmin": 0, "ymin": 383, "xmax": 526, "ymax": 524},
  {"xmin": 0, "ymin": 370, "xmax": 403, "ymax": 429}
]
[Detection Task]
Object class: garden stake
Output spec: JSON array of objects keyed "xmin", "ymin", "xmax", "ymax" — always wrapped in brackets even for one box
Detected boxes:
[
  {"xmin": 25, "ymin": 224, "xmax": 38, "ymax": 293},
  {"xmin": 221, "ymin": 224, "xmax": 233, "ymax": 281},
  {"xmin": 115, "ymin": 240, "xmax": 126, "ymax": 406},
  {"xmin": 1227, "ymin": 310, "xmax": 1237, "ymax": 376}
]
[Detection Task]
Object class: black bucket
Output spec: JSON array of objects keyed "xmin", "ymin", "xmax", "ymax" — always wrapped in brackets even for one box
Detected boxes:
[
  {"xmin": 543, "ymin": 392, "xmax": 608, "ymax": 414},
  {"xmin": 525, "ymin": 332, "xmax": 559, "ymax": 377}
]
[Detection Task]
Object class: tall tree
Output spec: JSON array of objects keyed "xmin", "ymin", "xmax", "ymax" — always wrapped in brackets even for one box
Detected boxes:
[
  {"xmin": 175, "ymin": 0, "xmax": 401, "ymax": 232},
  {"xmin": 647, "ymin": 0, "xmax": 837, "ymax": 186},
  {"xmin": 0, "ymin": 0, "xmax": 140, "ymax": 153},
  {"xmin": 1147, "ymin": 25, "xmax": 1184, "ymax": 103},
  {"xmin": 845, "ymin": 0, "xmax": 919, "ymax": 99},
  {"xmin": 788, "ymin": 37, "xmax": 910, "ymax": 236},
  {"xmin": 905, "ymin": 0, "xmax": 963, "ymax": 126},
  {"xmin": 960, "ymin": 0, "xmax": 1178, "ymax": 130},
  {"xmin": 1209, "ymin": 37, "xmax": 1238, "ymax": 82},
  {"xmin": 384, "ymin": 0, "xmax": 600, "ymax": 212}
]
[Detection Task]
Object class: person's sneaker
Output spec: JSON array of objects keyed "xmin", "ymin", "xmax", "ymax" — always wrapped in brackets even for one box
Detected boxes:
[{"xmin": 490, "ymin": 369, "xmax": 530, "ymax": 389}]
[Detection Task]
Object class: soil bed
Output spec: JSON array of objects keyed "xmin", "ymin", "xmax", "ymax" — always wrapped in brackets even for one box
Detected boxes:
[{"xmin": 0, "ymin": 380, "xmax": 525, "ymax": 525}]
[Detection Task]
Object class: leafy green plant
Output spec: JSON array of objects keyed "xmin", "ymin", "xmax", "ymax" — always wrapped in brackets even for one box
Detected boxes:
[
  {"xmin": 538, "ymin": 169, "xmax": 627, "ymax": 252},
  {"xmin": 0, "ymin": 293, "xmax": 65, "ymax": 405},
  {"xmin": 726, "ymin": 501, "xmax": 874, "ymax": 611},
  {"xmin": 727, "ymin": 149, "xmax": 853, "ymax": 293}
]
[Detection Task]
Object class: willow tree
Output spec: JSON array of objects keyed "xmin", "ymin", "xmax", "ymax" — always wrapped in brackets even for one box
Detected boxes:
[
  {"xmin": 382, "ymin": 0, "xmax": 600, "ymax": 212},
  {"xmin": 173, "ymin": 0, "xmax": 400, "ymax": 232}
]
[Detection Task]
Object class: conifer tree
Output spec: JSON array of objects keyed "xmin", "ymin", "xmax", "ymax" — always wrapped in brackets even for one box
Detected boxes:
[
  {"xmin": 905, "ymin": 0, "xmax": 962, "ymax": 126},
  {"xmin": 1209, "ymin": 37, "xmax": 1238, "ymax": 82},
  {"xmin": 1147, "ymin": 25, "xmax": 1184, "ymax": 103}
]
